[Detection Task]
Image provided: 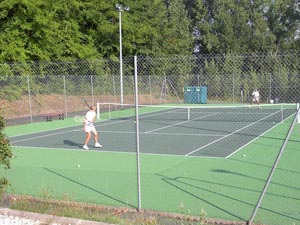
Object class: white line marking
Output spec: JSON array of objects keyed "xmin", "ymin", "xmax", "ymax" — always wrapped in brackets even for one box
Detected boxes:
[
  {"xmin": 225, "ymin": 112, "xmax": 296, "ymax": 158},
  {"xmin": 11, "ymin": 129, "xmax": 79, "ymax": 144},
  {"xmin": 185, "ymin": 110, "xmax": 284, "ymax": 156},
  {"xmin": 11, "ymin": 119, "xmax": 133, "ymax": 144},
  {"xmin": 12, "ymin": 145, "xmax": 223, "ymax": 158},
  {"xmin": 12, "ymin": 114, "xmax": 223, "ymax": 144},
  {"xmin": 98, "ymin": 130, "xmax": 224, "ymax": 137},
  {"xmin": 145, "ymin": 113, "xmax": 218, "ymax": 133},
  {"xmin": 145, "ymin": 132, "xmax": 224, "ymax": 137}
]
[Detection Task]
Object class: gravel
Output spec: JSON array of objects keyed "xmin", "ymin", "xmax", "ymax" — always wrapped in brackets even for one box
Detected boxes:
[
  {"xmin": 0, "ymin": 214, "xmax": 40, "ymax": 225},
  {"xmin": 0, "ymin": 207, "xmax": 113, "ymax": 225}
]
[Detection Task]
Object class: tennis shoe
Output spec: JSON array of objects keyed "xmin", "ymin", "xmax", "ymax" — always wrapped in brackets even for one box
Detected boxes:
[
  {"xmin": 83, "ymin": 144, "xmax": 89, "ymax": 150},
  {"xmin": 95, "ymin": 142, "xmax": 102, "ymax": 148}
]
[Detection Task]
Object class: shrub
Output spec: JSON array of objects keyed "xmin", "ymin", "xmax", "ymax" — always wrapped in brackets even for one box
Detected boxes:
[{"xmin": 0, "ymin": 116, "xmax": 13, "ymax": 197}]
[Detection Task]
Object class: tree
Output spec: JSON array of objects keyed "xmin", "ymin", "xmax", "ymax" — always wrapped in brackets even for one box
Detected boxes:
[
  {"xmin": 262, "ymin": 0, "xmax": 300, "ymax": 51},
  {"xmin": 1, "ymin": 0, "xmax": 299, "ymax": 62},
  {"xmin": 0, "ymin": 116, "xmax": 12, "ymax": 196},
  {"xmin": 0, "ymin": 0, "xmax": 100, "ymax": 62},
  {"xmin": 162, "ymin": 0, "xmax": 193, "ymax": 55}
]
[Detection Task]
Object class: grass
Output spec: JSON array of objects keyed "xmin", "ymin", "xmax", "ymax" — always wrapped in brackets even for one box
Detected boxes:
[{"xmin": 0, "ymin": 193, "xmax": 238, "ymax": 225}]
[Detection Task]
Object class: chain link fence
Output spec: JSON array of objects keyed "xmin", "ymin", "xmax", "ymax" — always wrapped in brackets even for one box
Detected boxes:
[
  {"xmin": 1, "ymin": 52, "xmax": 300, "ymax": 224},
  {"xmin": 1, "ymin": 52, "xmax": 300, "ymax": 125}
]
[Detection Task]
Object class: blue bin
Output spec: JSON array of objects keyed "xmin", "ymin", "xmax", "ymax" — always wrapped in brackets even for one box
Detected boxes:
[
  {"xmin": 184, "ymin": 87, "xmax": 192, "ymax": 103},
  {"xmin": 200, "ymin": 86, "xmax": 207, "ymax": 104},
  {"xmin": 184, "ymin": 86, "xmax": 207, "ymax": 104}
]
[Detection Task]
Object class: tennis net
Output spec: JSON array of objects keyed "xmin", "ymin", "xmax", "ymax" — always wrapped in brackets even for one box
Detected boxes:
[{"xmin": 96, "ymin": 103, "xmax": 299, "ymax": 124}]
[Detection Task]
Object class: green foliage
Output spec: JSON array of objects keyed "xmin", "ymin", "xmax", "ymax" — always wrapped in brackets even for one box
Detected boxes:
[
  {"xmin": 1, "ymin": 0, "xmax": 299, "ymax": 63},
  {"xmin": 0, "ymin": 116, "xmax": 12, "ymax": 196},
  {"xmin": 0, "ymin": 0, "xmax": 298, "ymax": 102}
]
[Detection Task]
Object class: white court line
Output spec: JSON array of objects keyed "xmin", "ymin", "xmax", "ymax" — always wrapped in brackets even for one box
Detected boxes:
[
  {"xmin": 10, "ymin": 108, "xmax": 211, "ymax": 143},
  {"xmin": 11, "ymin": 129, "xmax": 80, "ymax": 144},
  {"xmin": 139, "ymin": 108, "xmax": 184, "ymax": 119},
  {"xmin": 11, "ymin": 120, "xmax": 132, "ymax": 144},
  {"xmin": 144, "ymin": 131, "xmax": 224, "ymax": 137},
  {"xmin": 94, "ymin": 108, "xmax": 184, "ymax": 129},
  {"xmin": 145, "ymin": 112, "xmax": 218, "ymax": 134},
  {"xmin": 12, "ymin": 110, "xmax": 220, "ymax": 144},
  {"xmin": 9, "ymin": 118, "xmax": 131, "ymax": 138},
  {"xmin": 13, "ymin": 145, "xmax": 222, "ymax": 159},
  {"xmin": 185, "ymin": 109, "xmax": 284, "ymax": 156},
  {"xmin": 225, "ymin": 112, "xmax": 296, "ymax": 158},
  {"xmin": 99, "ymin": 130, "xmax": 225, "ymax": 137}
]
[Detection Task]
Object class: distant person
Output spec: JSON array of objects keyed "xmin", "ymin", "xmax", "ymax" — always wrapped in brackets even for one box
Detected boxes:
[
  {"xmin": 251, "ymin": 89, "xmax": 260, "ymax": 108},
  {"xmin": 83, "ymin": 105, "xmax": 102, "ymax": 150}
]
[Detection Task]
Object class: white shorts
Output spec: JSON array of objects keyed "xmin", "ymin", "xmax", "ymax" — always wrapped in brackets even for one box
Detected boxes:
[
  {"xmin": 84, "ymin": 122, "xmax": 96, "ymax": 133},
  {"xmin": 252, "ymin": 97, "xmax": 259, "ymax": 102}
]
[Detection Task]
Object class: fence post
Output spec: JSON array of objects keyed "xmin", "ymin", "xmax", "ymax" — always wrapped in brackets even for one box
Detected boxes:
[
  {"xmin": 134, "ymin": 55, "xmax": 142, "ymax": 211},
  {"xmin": 27, "ymin": 76, "xmax": 33, "ymax": 122},
  {"xmin": 63, "ymin": 75, "xmax": 68, "ymax": 118},
  {"xmin": 148, "ymin": 75, "xmax": 152, "ymax": 105},
  {"xmin": 269, "ymin": 73, "xmax": 272, "ymax": 102},
  {"xmin": 90, "ymin": 75, "xmax": 95, "ymax": 105},
  {"xmin": 232, "ymin": 73, "xmax": 235, "ymax": 104}
]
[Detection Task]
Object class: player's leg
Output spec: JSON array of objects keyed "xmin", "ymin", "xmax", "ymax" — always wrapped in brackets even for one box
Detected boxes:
[
  {"xmin": 91, "ymin": 125, "xmax": 102, "ymax": 148},
  {"xmin": 83, "ymin": 132, "xmax": 91, "ymax": 150},
  {"xmin": 83, "ymin": 124, "xmax": 92, "ymax": 150},
  {"xmin": 249, "ymin": 97, "xmax": 254, "ymax": 108}
]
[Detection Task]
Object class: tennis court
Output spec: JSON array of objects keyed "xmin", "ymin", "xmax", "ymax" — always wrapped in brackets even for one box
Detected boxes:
[
  {"xmin": 10, "ymin": 103, "xmax": 297, "ymax": 158},
  {"xmin": 4, "ymin": 103, "xmax": 300, "ymax": 225}
]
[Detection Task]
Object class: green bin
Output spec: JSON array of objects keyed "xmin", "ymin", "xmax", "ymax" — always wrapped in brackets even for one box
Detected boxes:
[{"xmin": 184, "ymin": 86, "xmax": 207, "ymax": 104}]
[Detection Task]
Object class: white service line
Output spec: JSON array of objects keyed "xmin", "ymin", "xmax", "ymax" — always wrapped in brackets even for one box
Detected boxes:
[
  {"xmin": 145, "ymin": 112, "xmax": 218, "ymax": 134},
  {"xmin": 225, "ymin": 112, "xmax": 296, "ymax": 158},
  {"xmin": 185, "ymin": 109, "xmax": 283, "ymax": 156},
  {"xmin": 144, "ymin": 131, "xmax": 224, "ymax": 137},
  {"xmin": 99, "ymin": 130, "xmax": 225, "ymax": 137},
  {"xmin": 13, "ymin": 145, "xmax": 222, "ymax": 158}
]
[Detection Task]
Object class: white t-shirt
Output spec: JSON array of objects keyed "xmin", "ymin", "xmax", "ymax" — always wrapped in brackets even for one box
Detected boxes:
[
  {"xmin": 252, "ymin": 91, "xmax": 260, "ymax": 99},
  {"xmin": 85, "ymin": 110, "xmax": 96, "ymax": 123}
]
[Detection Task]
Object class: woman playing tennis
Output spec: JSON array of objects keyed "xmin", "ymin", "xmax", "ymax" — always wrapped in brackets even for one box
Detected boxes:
[{"xmin": 83, "ymin": 105, "xmax": 102, "ymax": 150}]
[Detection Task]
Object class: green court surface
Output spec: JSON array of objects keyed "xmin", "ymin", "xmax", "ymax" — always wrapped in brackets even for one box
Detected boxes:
[{"xmin": 2, "ymin": 104, "xmax": 300, "ymax": 225}]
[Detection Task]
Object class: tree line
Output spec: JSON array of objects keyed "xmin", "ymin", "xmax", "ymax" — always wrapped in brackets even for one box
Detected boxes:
[{"xmin": 0, "ymin": 0, "xmax": 299, "ymax": 62}]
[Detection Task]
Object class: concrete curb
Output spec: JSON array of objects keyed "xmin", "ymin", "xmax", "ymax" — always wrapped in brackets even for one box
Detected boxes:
[{"xmin": 0, "ymin": 207, "xmax": 115, "ymax": 225}]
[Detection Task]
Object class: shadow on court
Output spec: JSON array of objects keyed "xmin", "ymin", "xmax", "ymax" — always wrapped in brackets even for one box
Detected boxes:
[
  {"xmin": 155, "ymin": 173, "xmax": 246, "ymax": 221},
  {"xmin": 43, "ymin": 167, "xmax": 136, "ymax": 208},
  {"xmin": 156, "ymin": 173, "xmax": 300, "ymax": 222},
  {"xmin": 63, "ymin": 140, "xmax": 82, "ymax": 149}
]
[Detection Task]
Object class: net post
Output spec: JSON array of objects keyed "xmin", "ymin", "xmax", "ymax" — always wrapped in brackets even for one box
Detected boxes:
[
  {"xmin": 281, "ymin": 104, "xmax": 283, "ymax": 123},
  {"xmin": 297, "ymin": 103, "xmax": 300, "ymax": 123},
  {"xmin": 96, "ymin": 103, "xmax": 100, "ymax": 120},
  {"xmin": 109, "ymin": 103, "xmax": 111, "ymax": 119}
]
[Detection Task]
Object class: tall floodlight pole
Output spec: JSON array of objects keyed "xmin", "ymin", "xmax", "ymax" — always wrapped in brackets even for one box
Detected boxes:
[{"xmin": 116, "ymin": 4, "xmax": 130, "ymax": 106}]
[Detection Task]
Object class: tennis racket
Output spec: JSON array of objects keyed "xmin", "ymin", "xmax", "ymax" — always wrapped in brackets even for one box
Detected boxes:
[
  {"xmin": 74, "ymin": 115, "xmax": 85, "ymax": 123},
  {"xmin": 80, "ymin": 97, "xmax": 91, "ymax": 109}
]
